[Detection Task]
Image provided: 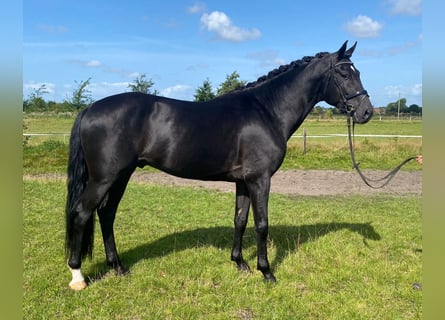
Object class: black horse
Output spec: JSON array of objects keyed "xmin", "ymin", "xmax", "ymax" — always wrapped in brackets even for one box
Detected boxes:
[{"xmin": 65, "ymin": 41, "xmax": 373, "ymax": 290}]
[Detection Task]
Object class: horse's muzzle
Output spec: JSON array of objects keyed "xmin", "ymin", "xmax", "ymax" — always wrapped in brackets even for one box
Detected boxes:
[{"xmin": 353, "ymin": 106, "xmax": 373, "ymax": 124}]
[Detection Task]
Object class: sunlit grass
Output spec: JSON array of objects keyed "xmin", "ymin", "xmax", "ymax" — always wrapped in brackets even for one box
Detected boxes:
[
  {"xmin": 23, "ymin": 180, "xmax": 421, "ymax": 319},
  {"xmin": 23, "ymin": 135, "xmax": 422, "ymax": 175},
  {"xmin": 283, "ymin": 136, "xmax": 421, "ymax": 171}
]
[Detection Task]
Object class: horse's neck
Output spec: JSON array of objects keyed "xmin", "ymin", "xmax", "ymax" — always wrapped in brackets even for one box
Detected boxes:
[{"xmin": 256, "ymin": 64, "xmax": 326, "ymax": 140}]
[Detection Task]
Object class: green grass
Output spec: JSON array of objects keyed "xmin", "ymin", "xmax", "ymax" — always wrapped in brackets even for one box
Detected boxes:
[
  {"xmin": 295, "ymin": 118, "xmax": 422, "ymax": 136},
  {"xmin": 282, "ymin": 136, "xmax": 421, "ymax": 171},
  {"xmin": 22, "ymin": 117, "xmax": 422, "ymax": 174},
  {"xmin": 23, "ymin": 140, "xmax": 69, "ymax": 174},
  {"xmin": 23, "ymin": 114, "xmax": 422, "ymax": 137},
  {"xmin": 23, "ymin": 138, "xmax": 422, "ymax": 175},
  {"xmin": 23, "ymin": 114, "xmax": 75, "ymax": 133},
  {"xmin": 23, "ymin": 180, "xmax": 421, "ymax": 319}
]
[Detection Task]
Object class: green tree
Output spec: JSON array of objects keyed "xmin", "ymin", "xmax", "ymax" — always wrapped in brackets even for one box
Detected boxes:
[
  {"xmin": 216, "ymin": 71, "xmax": 246, "ymax": 96},
  {"xmin": 408, "ymin": 104, "xmax": 422, "ymax": 115},
  {"xmin": 325, "ymin": 108, "xmax": 334, "ymax": 119},
  {"xmin": 311, "ymin": 105, "xmax": 325, "ymax": 117},
  {"xmin": 68, "ymin": 77, "xmax": 93, "ymax": 111},
  {"xmin": 386, "ymin": 98, "xmax": 407, "ymax": 115},
  {"xmin": 128, "ymin": 74, "xmax": 158, "ymax": 95},
  {"xmin": 23, "ymin": 84, "xmax": 48, "ymax": 112},
  {"xmin": 194, "ymin": 78, "xmax": 216, "ymax": 102}
]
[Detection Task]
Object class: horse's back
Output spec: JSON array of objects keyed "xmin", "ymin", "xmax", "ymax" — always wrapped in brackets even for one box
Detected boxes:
[{"xmin": 79, "ymin": 92, "xmax": 284, "ymax": 181}]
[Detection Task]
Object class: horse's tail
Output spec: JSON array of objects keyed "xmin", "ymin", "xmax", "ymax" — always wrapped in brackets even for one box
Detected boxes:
[{"xmin": 65, "ymin": 108, "xmax": 94, "ymax": 260}]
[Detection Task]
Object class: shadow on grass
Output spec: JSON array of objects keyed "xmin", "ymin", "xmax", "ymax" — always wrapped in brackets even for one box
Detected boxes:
[{"xmin": 88, "ymin": 222, "xmax": 380, "ymax": 282}]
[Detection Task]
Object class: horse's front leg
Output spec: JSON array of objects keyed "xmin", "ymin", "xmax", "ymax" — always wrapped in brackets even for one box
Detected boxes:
[
  {"xmin": 231, "ymin": 181, "xmax": 251, "ymax": 272},
  {"xmin": 247, "ymin": 175, "xmax": 276, "ymax": 282}
]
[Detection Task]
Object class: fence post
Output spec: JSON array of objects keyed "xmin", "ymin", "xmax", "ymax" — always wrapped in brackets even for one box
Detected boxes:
[{"xmin": 303, "ymin": 128, "xmax": 307, "ymax": 154}]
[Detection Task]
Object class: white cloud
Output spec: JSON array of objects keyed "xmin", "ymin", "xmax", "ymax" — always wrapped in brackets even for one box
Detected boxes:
[
  {"xmin": 23, "ymin": 82, "xmax": 56, "ymax": 95},
  {"xmin": 410, "ymin": 83, "xmax": 422, "ymax": 96},
  {"xmin": 345, "ymin": 15, "xmax": 383, "ymax": 38},
  {"xmin": 88, "ymin": 82, "xmax": 130, "ymax": 99},
  {"xmin": 68, "ymin": 59, "xmax": 103, "ymax": 68},
  {"xmin": 200, "ymin": 11, "xmax": 261, "ymax": 42},
  {"xmin": 161, "ymin": 84, "xmax": 194, "ymax": 100},
  {"xmin": 86, "ymin": 60, "xmax": 102, "ymax": 67},
  {"xmin": 384, "ymin": 83, "xmax": 422, "ymax": 100},
  {"xmin": 127, "ymin": 72, "xmax": 142, "ymax": 78},
  {"xmin": 386, "ymin": 0, "xmax": 421, "ymax": 16},
  {"xmin": 187, "ymin": 2, "xmax": 206, "ymax": 14}
]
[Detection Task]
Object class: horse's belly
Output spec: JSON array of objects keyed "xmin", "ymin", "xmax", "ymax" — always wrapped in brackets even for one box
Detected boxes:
[{"xmin": 138, "ymin": 146, "xmax": 241, "ymax": 182}]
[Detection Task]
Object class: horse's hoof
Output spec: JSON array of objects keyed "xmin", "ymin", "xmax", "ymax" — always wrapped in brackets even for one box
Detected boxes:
[
  {"xmin": 69, "ymin": 280, "xmax": 87, "ymax": 291},
  {"xmin": 263, "ymin": 274, "xmax": 277, "ymax": 283},
  {"xmin": 116, "ymin": 267, "xmax": 130, "ymax": 276},
  {"xmin": 237, "ymin": 262, "xmax": 252, "ymax": 273}
]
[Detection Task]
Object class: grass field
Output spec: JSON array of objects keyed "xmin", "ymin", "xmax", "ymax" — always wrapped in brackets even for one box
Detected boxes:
[
  {"xmin": 23, "ymin": 114, "xmax": 422, "ymax": 318},
  {"xmin": 23, "ymin": 180, "xmax": 421, "ymax": 319},
  {"xmin": 23, "ymin": 115, "xmax": 422, "ymax": 173},
  {"xmin": 23, "ymin": 114, "xmax": 422, "ymax": 139}
]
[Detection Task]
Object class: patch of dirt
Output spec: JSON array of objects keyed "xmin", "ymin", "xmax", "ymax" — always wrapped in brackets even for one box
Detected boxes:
[
  {"xmin": 24, "ymin": 170, "xmax": 422, "ymax": 196},
  {"xmin": 130, "ymin": 169, "xmax": 422, "ymax": 196}
]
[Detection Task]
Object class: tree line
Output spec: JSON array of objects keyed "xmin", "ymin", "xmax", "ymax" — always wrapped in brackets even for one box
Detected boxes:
[
  {"xmin": 23, "ymin": 72, "xmax": 421, "ymax": 116},
  {"xmin": 23, "ymin": 72, "xmax": 246, "ymax": 113}
]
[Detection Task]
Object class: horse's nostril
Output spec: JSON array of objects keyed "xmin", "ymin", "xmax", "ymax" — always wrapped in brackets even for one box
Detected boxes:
[
  {"xmin": 364, "ymin": 109, "xmax": 372, "ymax": 119},
  {"xmin": 356, "ymin": 108, "xmax": 373, "ymax": 124}
]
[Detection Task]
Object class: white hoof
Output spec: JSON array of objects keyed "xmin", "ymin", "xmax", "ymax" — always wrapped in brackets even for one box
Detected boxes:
[
  {"xmin": 69, "ymin": 280, "xmax": 87, "ymax": 291},
  {"xmin": 69, "ymin": 267, "xmax": 87, "ymax": 290}
]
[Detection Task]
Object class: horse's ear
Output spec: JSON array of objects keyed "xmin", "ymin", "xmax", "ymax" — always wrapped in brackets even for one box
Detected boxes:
[
  {"xmin": 344, "ymin": 41, "xmax": 357, "ymax": 58},
  {"xmin": 337, "ymin": 41, "xmax": 357, "ymax": 60},
  {"xmin": 337, "ymin": 41, "xmax": 348, "ymax": 59}
]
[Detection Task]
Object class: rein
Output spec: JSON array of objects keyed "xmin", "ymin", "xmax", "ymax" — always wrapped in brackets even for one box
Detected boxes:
[
  {"xmin": 346, "ymin": 114, "xmax": 417, "ymax": 189},
  {"xmin": 325, "ymin": 55, "xmax": 416, "ymax": 189}
]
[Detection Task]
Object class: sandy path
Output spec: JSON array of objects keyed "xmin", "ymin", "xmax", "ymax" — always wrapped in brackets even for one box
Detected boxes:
[{"xmin": 24, "ymin": 169, "xmax": 421, "ymax": 196}]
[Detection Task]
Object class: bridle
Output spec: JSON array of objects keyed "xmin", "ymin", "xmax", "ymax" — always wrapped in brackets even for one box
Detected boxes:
[
  {"xmin": 325, "ymin": 56, "xmax": 417, "ymax": 189},
  {"xmin": 324, "ymin": 57, "xmax": 369, "ymax": 116}
]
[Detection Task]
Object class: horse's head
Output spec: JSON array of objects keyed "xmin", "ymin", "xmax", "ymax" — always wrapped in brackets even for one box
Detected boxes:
[{"xmin": 323, "ymin": 41, "xmax": 373, "ymax": 124}]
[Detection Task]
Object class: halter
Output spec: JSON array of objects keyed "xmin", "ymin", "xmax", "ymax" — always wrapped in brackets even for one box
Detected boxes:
[{"xmin": 324, "ymin": 57, "xmax": 369, "ymax": 116}]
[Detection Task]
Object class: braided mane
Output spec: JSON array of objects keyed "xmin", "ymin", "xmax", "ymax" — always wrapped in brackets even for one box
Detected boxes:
[{"xmin": 236, "ymin": 51, "xmax": 330, "ymax": 92}]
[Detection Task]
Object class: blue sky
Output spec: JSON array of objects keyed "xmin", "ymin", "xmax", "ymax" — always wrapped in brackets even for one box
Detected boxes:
[{"xmin": 23, "ymin": 0, "xmax": 422, "ymax": 107}]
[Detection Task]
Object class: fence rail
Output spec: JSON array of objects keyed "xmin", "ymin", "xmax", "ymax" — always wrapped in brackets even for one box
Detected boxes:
[
  {"xmin": 290, "ymin": 134, "xmax": 422, "ymax": 138},
  {"xmin": 23, "ymin": 133, "xmax": 423, "ymax": 139},
  {"xmin": 23, "ymin": 133, "xmax": 70, "ymax": 136}
]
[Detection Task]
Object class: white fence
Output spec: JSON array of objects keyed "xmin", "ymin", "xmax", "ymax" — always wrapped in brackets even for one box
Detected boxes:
[
  {"xmin": 290, "ymin": 134, "xmax": 422, "ymax": 139},
  {"xmin": 23, "ymin": 133, "xmax": 71, "ymax": 143},
  {"xmin": 23, "ymin": 133, "xmax": 422, "ymax": 140}
]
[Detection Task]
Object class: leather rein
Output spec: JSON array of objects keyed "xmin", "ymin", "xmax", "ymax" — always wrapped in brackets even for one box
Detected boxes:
[
  {"xmin": 346, "ymin": 114, "xmax": 417, "ymax": 189},
  {"xmin": 327, "ymin": 57, "xmax": 417, "ymax": 189}
]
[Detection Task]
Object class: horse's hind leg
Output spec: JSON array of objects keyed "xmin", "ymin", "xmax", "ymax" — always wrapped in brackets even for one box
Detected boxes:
[
  {"xmin": 67, "ymin": 180, "xmax": 113, "ymax": 290},
  {"xmin": 97, "ymin": 172, "xmax": 133, "ymax": 276},
  {"xmin": 231, "ymin": 181, "xmax": 251, "ymax": 272}
]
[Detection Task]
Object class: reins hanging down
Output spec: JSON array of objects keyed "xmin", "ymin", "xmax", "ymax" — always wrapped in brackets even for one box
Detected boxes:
[{"xmin": 346, "ymin": 115, "xmax": 417, "ymax": 189}]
